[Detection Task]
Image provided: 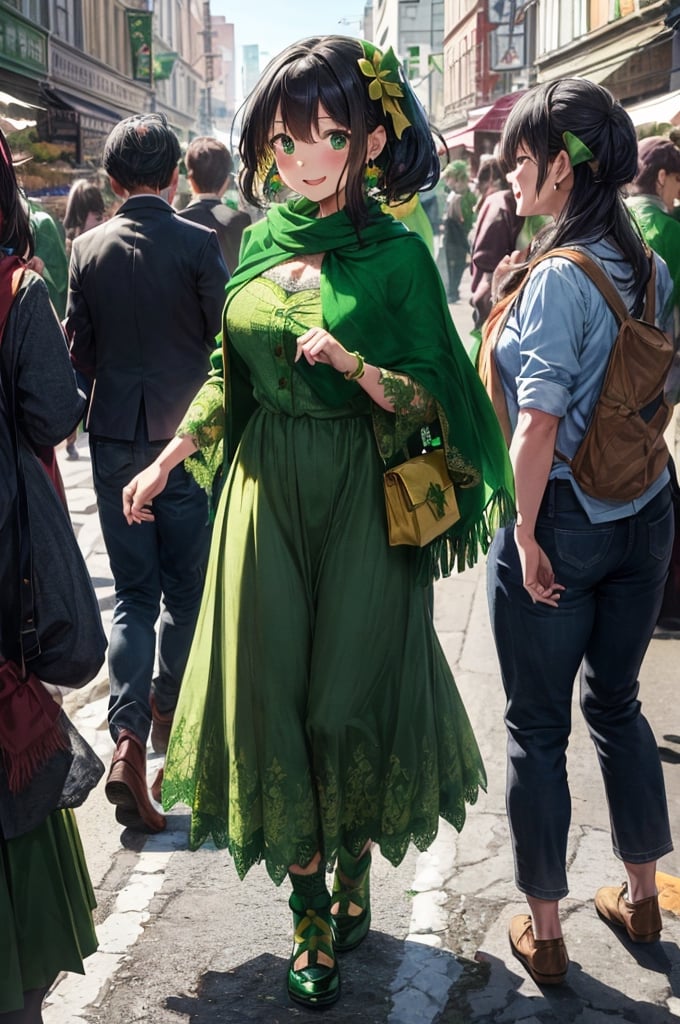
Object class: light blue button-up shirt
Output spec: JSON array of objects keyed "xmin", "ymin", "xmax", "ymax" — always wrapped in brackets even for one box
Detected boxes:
[{"xmin": 495, "ymin": 238, "xmax": 673, "ymax": 522}]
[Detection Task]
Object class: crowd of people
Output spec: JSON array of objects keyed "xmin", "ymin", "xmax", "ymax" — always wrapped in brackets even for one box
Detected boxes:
[{"xmin": 1, "ymin": 31, "xmax": 678, "ymax": 1021}]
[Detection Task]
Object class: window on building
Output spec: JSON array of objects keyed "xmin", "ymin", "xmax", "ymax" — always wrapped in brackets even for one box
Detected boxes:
[
  {"xmin": 17, "ymin": 0, "xmax": 47, "ymax": 23},
  {"xmin": 50, "ymin": 0, "xmax": 82, "ymax": 47}
]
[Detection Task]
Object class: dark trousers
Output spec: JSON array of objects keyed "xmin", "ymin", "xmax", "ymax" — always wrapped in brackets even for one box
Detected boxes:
[
  {"xmin": 91, "ymin": 436, "xmax": 211, "ymax": 744},
  {"xmin": 487, "ymin": 480, "xmax": 674, "ymax": 900}
]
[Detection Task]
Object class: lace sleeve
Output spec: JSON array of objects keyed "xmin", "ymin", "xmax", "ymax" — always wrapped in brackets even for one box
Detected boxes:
[
  {"xmin": 176, "ymin": 376, "xmax": 224, "ymax": 497},
  {"xmin": 372, "ymin": 369, "xmax": 437, "ymax": 463}
]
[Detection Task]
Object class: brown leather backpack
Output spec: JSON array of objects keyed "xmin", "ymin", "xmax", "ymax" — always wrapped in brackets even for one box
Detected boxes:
[
  {"xmin": 551, "ymin": 248, "xmax": 673, "ymax": 501},
  {"xmin": 479, "ymin": 246, "xmax": 674, "ymax": 501}
]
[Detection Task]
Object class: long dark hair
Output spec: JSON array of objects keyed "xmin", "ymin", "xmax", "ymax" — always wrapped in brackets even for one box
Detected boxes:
[
  {"xmin": 238, "ymin": 35, "xmax": 440, "ymax": 228},
  {"xmin": 497, "ymin": 78, "xmax": 647, "ymax": 295},
  {"xmin": 0, "ymin": 130, "xmax": 33, "ymax": 259}
]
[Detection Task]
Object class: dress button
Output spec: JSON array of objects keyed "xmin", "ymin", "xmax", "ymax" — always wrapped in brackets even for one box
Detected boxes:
[
  {"xmin": 274, "ymin": 345, "xmax": 283, "ymax": 357},
  {"xmin": 278, "ymin": 377, "xmax": 287, "ymax": 388}
]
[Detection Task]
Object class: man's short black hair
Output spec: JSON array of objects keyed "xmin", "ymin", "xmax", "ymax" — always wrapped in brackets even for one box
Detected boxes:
[
  {"xmin": 103, "ymin": 113, "xmax": 181, "ymax": 191},
  {"xmin": 185, "ymin": 136, "xmax": 233, "ymax": 193}
]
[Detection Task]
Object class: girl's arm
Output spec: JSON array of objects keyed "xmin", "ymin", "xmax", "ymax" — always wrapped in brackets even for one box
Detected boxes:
[
  {"xmin": 295, "ymin": 328, "xmax": 421, "ymax": 412},
  {"xmin": 510, "ymin": 407, "xmax": 564, "ymax": 607},
  {"xmin": 122, "ymin": 434, "xmax": 197, "ymax": 524}
]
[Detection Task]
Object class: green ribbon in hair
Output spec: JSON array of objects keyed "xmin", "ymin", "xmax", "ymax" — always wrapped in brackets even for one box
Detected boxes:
[
  {"xmin": 358, "ymin": 42, "xmax": 412, "ymax": 139},
  {"xmin": 562, "ymin": 130, "xmax": 595, "ymax": 167}
]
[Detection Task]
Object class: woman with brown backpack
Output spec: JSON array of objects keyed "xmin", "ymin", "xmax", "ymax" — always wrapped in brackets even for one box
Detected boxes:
[{"xmin": 482, "ymin": 78, "xmax": 675, "ymax": 987}]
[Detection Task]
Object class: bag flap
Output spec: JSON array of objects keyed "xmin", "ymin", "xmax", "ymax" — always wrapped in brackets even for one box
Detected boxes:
[{"xmin": 386, "ymin": 450, "xmax": 451, "ymax": 506}]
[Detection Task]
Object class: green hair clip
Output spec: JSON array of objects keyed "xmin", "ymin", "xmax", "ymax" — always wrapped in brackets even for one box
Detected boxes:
[
  {"xmin": 562, "ymin": 130, "xmax": 595, "ymax": 167},
  {"xmin": 358, "ymin": 42, "xmax": 412, "ymax": 139}
]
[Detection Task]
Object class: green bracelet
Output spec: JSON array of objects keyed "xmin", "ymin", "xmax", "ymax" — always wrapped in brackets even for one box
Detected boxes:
[{"xmin": 344, "ymin": 351, "xmax": 366, "ymax": 381}]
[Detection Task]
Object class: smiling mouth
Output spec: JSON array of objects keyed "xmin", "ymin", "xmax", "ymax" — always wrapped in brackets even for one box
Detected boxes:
[{"xmin": 303, "ymin": 176, "xmax": 327, "ymax": 186}]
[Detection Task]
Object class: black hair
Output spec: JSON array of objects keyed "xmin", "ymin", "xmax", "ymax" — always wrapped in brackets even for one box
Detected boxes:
[
  {"xmin": 476, "ymin": 158, "xmax": 509, "ymax": 192},
  {"xmin": 63, "ymin": 178, "xmax": 105, "ymax": 235},
  {"xmin": 0, "ymin": 129, "xmax": 33, "ymax": 259},
  {"xmin": 103, "ymin": 113, "xmax": 181, "ymax": 192},
  {"xmin": 238, "ymin": 35, "xmax": 440, "ymax": 229},
  {"xmin": 185, "ymin": 136, "xmax": 234, "ymax": 193},
  {"xmin": 497, "ymin": 78, "xmax": 647, "ymax": 294}
]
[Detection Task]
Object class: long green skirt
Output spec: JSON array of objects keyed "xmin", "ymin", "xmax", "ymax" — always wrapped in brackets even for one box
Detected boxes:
[
  {"xmin": 1, "ymin": 808, "xmax": 97, "ymax": 1013},
  {"xmin": 163, "ymin": 409, "xmax": 486, "ymax": 884}
]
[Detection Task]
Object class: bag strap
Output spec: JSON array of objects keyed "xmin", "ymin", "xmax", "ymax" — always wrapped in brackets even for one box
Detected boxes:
[{"xmin": 0, "ymin": 262, "xmax": 38, "ymax": 670}]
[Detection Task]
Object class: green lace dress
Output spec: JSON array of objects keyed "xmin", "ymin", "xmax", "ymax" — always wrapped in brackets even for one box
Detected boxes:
[{"xmin": 162, "ymin": 262, "xmax": 486, "ymax": 885}]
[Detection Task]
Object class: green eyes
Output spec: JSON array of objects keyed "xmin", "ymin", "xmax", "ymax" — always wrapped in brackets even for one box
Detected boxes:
[{"xmin": 271, "ymin": 131, "xmax": 349, "ymax": 155}]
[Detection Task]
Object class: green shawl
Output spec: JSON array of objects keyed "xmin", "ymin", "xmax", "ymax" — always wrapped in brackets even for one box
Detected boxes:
[{"xmin": 205, "ymin": 196, "xmax": 513, "ymax": 578}]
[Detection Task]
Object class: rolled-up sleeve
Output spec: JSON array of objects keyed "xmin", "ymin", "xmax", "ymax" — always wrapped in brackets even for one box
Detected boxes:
[{"xmin": 515, "ymin": 263, "xmax": 588, "ymax": 418}]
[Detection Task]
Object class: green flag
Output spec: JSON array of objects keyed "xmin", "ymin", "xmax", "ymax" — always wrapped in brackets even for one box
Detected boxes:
[
  {"xmin": 154, "ymin": 52, "xmax": 179, "ymax": 81},
  {"xmin": 127, "ymin": 11, "xmax": 153, "ymax": 83}
]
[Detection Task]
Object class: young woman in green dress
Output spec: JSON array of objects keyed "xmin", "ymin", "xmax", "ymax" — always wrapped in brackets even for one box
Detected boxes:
[{"xmin": 122, "ymin": 35, "xmax": 513, "ymax": 1009}]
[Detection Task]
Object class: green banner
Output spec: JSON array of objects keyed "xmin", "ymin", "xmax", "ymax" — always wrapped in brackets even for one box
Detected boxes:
[
  {"xmin": 126, "ymin": 10, "xmax": 152, "ymax": 83},
  {"xmin": 154, "ymin": 51, "xmax": 178, "ymax": 81}
]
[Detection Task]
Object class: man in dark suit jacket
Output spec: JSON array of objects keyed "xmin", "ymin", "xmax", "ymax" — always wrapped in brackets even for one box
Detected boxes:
[
  {"xmin": 67, "ymin": 113, "xmax": 229, "ymax": 834},
  {"xmin": 177, "ymin": 135, "xmax": 251, "ymax": 273}
]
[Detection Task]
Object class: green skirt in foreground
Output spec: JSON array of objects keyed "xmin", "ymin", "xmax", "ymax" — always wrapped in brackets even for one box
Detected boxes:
[
  {"xmin": 163, "ymin": 409, "xmax": 486, "ymax": 884},
  {"xmin": 1, "ymin": 807, "xmax": 97, "ymax": 1013}
]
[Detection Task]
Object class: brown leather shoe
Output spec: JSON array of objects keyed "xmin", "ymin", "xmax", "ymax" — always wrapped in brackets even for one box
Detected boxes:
[
  {"xmin": 150, "ymin": 766, "xmax": 164, "ymax": 805},
  {"xmin": 595, "ymin": 882, "xmax": 661, "ymax": 943},
  {"xmin": 509, "ymin": 915, "xmax": 569, "ymax": 986},
  {"xmin": 150, "ymin": 694, "xmax": 174, "ymax": 755},
  {"xmin": 105, "ymin": 729, "xmax": 166, "ymax": 833}
]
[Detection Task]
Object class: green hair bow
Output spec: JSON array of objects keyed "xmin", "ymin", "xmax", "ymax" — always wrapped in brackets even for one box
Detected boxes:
[{"xmin": 358, "ymin": 42, "xmax": 412, "ymax": 140}]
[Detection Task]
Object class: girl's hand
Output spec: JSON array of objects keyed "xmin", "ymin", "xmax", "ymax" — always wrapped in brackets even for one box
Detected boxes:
[
  {"xmin": 122, "ymin": 463, "xmax": 169, "ymax": 525},
  {"xmin": 514, "ymin": 527, "xmax": 565, "ymax": 608},
  {"xmin": 295, "ymin": 327, "xmax": 358, "ymax": 376}
]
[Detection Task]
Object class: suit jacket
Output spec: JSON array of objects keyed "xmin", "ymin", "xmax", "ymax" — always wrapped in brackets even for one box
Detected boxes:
[
  {"xmin": 67, "ymin": 194, "xmax": 229, "ymax": 442},
  {"xmin": 178, "ymin": 197, "xmax": 251, "ymax": 274}
]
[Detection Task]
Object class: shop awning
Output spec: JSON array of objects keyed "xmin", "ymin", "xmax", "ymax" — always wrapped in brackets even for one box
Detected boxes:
[
  {"xmin": 538, "ymin": 21, "xmax": 668, "ymax": 86},
  {"xmin": 41, "ymin": 87, "xmax": 123, "ymax": 135},
  {"xmin": 443, "ymin": 91, "xmax": 526, "ymax": 150},
  {"xmin": 0, "ymin": 90, "xmax": 41, "ymax": 130},
  {"xmin": 624, "ymin": 88, "xmax": 680, "ymax": 127}
]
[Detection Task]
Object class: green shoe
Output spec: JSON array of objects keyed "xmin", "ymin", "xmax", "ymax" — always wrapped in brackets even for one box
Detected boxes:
[
  {"xmin": 287, "ymin": 891, "xmax": 341, "ymax": 1008},
  {"xmin": 331, "ymin": 848, "xmax": 372, "ymax": 952}
]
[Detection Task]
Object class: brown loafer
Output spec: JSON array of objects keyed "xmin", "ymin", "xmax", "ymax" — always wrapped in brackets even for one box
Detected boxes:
[
  {"xmin": 150, "ymin": 766, "xmax": 164, "ymax": 805},
  {"xmin": 150, "ymin": 694, "xmax": 174, "ymax": 755},
  {"xmin": 595, "ymin": 883, "xmax": 661, "ymax": 943},
  {"xmin": 105, "ymin": 729, "xmax": 166, "ymax": 833},
  {"xmin": 509, "ymin": 915, "xmax": 569, "ymax": 986}
]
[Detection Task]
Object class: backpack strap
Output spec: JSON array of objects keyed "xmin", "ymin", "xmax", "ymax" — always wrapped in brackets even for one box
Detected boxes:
[{"xmin": 546, "ymin": 245, "xmax": 656, "ymax": 326}]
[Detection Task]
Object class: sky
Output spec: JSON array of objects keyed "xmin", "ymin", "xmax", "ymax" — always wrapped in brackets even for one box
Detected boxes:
[{"xmin": 210, "ymin": 2, "xmax": 365, "ymax": 82}]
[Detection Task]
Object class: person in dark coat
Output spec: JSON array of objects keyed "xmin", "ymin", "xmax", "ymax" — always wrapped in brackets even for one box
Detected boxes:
[
  {"xmin": 66, "ymin": 113, "xmax": 229, "ymax": 835},
  {"xmin": 178, "ymin": 136, "xmax": 251, "ymax": 273}
]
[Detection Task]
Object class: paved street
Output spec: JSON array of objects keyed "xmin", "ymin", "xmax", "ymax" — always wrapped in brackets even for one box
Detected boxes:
[{"xmin": 43, "ymin": 267, "xmax": 680, "ymax": 1023}]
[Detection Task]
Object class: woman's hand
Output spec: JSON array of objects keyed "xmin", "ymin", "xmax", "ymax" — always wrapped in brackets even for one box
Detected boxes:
[
  {"xmin": 122, "ymin": 463, "xmax": 169, "ymax": 525},
  {"xmin": 295, "ymin": 327, "xmax": 358, "ymax": 376},
  {"xmin": 491, "ymin": 247, "xmax": 527, "ymax": 299},
  {"xmin": 514, "ymin": 526, "xmax": 564, "ymax": 608}
]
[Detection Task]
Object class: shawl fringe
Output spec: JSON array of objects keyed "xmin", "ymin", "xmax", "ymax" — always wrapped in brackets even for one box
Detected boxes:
[{"xmin": 417, "ymin": 486, "xmax": 515, "ymax": 585}]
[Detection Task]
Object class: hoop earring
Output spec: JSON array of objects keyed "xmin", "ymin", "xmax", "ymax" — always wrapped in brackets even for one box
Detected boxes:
[{"xmin": 364, "ymin": 158, "xmax": 380, "ymax": 192}]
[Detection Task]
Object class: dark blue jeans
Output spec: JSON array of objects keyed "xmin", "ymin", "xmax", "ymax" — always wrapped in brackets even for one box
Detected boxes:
[
  {"xmin": 91, "ymin": 436, "xmax": 211, "ymax": 744},
  {"xmin": 487, "ymin": 479, "xmax": 674, "ymax": 900}
]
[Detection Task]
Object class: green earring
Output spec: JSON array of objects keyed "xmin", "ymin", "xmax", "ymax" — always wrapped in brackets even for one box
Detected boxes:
[
  {"xmin": 364, "ymin": 158, "xmax": 380, "ymax": 191},
  {"xmin": 263, "ymin": 160, "xmax": 283, "ymax": 201}
]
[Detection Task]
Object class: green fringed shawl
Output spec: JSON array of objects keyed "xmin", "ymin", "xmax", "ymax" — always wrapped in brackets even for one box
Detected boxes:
[{"xmin": 197, "ymin": 196, "xmax": 514, "ymax": 579}]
